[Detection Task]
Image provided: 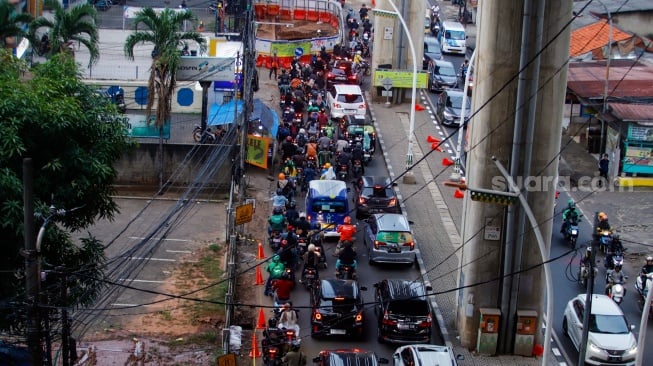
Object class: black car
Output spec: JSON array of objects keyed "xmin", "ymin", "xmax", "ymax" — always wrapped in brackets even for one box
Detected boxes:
[
  {"xmin": 423, "ymin": 36, "xmax": 443, "ymax": 70},
  {"xmin": 374, "ymin": 279, "xmax": 433, "ymax": 344},
  {"xmin": 353, "ymin": 176, "xmax": 400, "ymax": 219},
  {"xmin": 436, "ymin": 89, "xmax": 472, "ymax": 127},
  {"xmin": 427, "ymin": 59, "xmax": 458, "ymax": 92},
  {"xmin": 313, "ymin": 349, "xmax": 389, "ymax": 365},
  {"xmin": 310, "ymin": 279, "xmax": 366, "ymax": 339}
]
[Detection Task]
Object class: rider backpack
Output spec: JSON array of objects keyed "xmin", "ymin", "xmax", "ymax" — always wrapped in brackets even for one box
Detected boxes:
[{"xmin": 297, "ymin": 134, "xmax": 307, "ymax": 147}]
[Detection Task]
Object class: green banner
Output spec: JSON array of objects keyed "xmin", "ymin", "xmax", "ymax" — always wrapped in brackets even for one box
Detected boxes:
[
  {"xmin": 126, "ymin": 114, "xmax": 171, "ymax": 139},
  {"xmin": 270, "ymin": 42, "xmax": 311, "ymax": 58},
  {"xmin": 246, "ymin": 135, "xmax": 270, "ymax": 169},
  {"xmin": 373, "ymin": 70, "xmax": 428, "ymax": 89}
]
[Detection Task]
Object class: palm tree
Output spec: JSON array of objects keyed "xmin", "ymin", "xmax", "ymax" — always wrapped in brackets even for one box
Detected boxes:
[
  {"xmin": 29, "ymin": 0, "xmax": 99, "ymax": 66},
  {"xmin": 124, "ymin": 8, "xmax": 206, "ymax": 189},
  {"xmin": 0, "ymin": 0, "xmax": 33, "ymax": 48},
  {"xmin": 124, "ymin": 7, "xmax": 206, "ymax": 129}
]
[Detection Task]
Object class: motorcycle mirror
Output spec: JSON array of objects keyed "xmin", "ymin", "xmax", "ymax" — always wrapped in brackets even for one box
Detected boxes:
[
  {"xmin": 360, "ymin": 286, "xmax": 368, "ymax": 291},
  {"xmin": 631, "ymin": 324, "xmax": 636, "ymax": 330},
  {"xmin": 408, "ymin": 220, "xmax": 415, "ymax": 225}
]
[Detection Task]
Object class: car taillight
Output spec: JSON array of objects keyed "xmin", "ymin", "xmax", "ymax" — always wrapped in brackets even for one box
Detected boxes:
[
  {"xmin": 382, "ymin": 310, "xmax": 396, "ymax": 326},
  {"xmin": 359, "ymin": 103, "xmax": 366, "ymax": 109},
  {"xmin": 269, "ymin": 349, "xmax": 277, "ymax": 354},
  {"xmin": 358, "ymin": 197, "xmax": 367, "ymax": 205},
  {"xmin": 328, "ymin": 73, "xmax": 334, "ymax": 78},
  {"xmin": 403, "ymin": 241, "xmax": 414, "ymax": 250},
  {"xmin": 419, "ymin": 314, "xmax": 432, "ymax": 328},
  {"xmin": 307, "ymin": 215, "xmax": 311, "ymax": 221},
  {"xmin": 374, "ymin": 240, "xmax": 386, "ymax": 249},
  {"xmin": 355, "ymin": 312, "xmax": 363, "ymax": 322},
  {"xmin": 333, "ymin": 103, "xmax": 341, "ymax": 108},
  {"xmin": 388, "ymin": 198, "xmax": 397, "ymax": 207},
  {"xmin": 314, "ymin": 311, "xmax": 322, "ymax": 321}
]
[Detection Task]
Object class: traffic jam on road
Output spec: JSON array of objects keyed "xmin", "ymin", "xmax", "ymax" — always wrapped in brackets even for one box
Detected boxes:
[{"xmin": 257, "ymin": 3, "xmax": 465, "ymax": 365}]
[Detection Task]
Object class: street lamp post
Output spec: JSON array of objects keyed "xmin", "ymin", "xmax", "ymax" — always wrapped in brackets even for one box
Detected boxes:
[
  {"xmin": 384, "ymin": 0, "xmax": 417, "ymax": 180},
  {"xmin": 597, "ymin": 1, "xmax": 612, "ymax": 156},
  {"xmin": 450, "ymin": 49, "xmax": 476, "ymax": 182}
]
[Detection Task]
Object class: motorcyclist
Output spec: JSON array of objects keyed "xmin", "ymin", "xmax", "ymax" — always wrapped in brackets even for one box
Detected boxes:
[
  {"xmin": 596, "ymin": 212, "xmax": 612, "ymax": 233},
  {"xmin": 352, "ymin": 142, "xmax": 365, "ymax": 175},
  {"xmin": 560, "ymin": 199, "xmax": 581, "ymax": 234},
  {"xmin": 639, "ymin": 256, "xmax": 653, "ymax": 293},
  {"xmin": 271, "ymin": 272, "xmax": 295, "ymax": 304},
  {"xmin": 296, "ymin": 128, "xmax": 309, "ymax": 152},
  {"xmin": 279, "ymin": 68, "xmax": 290, "ymax": 86},
  {"xmin": 323, "ymin": 120, "xmax": 336, "ymax": 139},
  {"xmin": 283, "ymin": 158, "xmax": 297, "ymax": 179},
  {"xmin": 268, "ymin": 206, "xmax": 287, "ymax": 235},
  {"xmin": 301, "ymin": 164, "xmax": 317, "ymax": 192},
  {"xmin": 362, "ymin": 18, "xmax": 372, "ymax": 33},
  {"xmin": 281, "ymin": 135, "xmax": 297, "ymax": 161},
  {"xmin": 359, "ymin": 4, "xmax": 369, "ymax": 19},
  {"xmin": 295, "ymin": 212, "xmax": 311, "ymax": 237},
  {"xmin": 306, "ymin": 101, "xmax": 319, "ymax": 115},
  {"xmin": 301, "ymin": 244, "xmax": 321, "ymax": 283},
  {"xmin": 305, "ymin": 137, "xmax": 318, "ymax": 162},
  {"xmin": 278, "ymin": 303, "xmax": 300, "ymax": 337},
  {"xmin": 281, "ymin": 344, "xmax": 306, "ymax": 366},
  {"xmin": 278, "ymin": 172, "xmax": 295, "ymax": 199},
  {"xmin": 277, "ymin": 239, "xmax": 296, "ymax": 271},
  {"xmin": 335, "ymin": 216, "xmax": 356, "ymax": 256},
  {"xmin": 353, "ymin": 50, "xmax": 364, "ymax": 70},
  {"xmin": 320, "ymin": 163, "xmax": 336, "ymax": 180},
  {"xmin": 336, "ymin": 147, "xmax": 352, "ymax": 167},
  {"xmin": 606, "ymin": 264, "xmax": 626, "ymax": 296},
  {"xmin": 460, "ymin": 59, "xmax": 470, "ymax": 81},
  {"xmin": 317, "ymin": 133, "xmax": 332, "ymax": 151},
  {"xmin": 285, "ymin": 202, "xmax": 300, "ymax": 226},
  {"xmin": 264, "ymin": 255, "xmax": 286, "ymax": 296},
  {"xmin": 335, "ymin": 137, "xmax": 349, "ymax": 154},
  {"xmin": 271, "ymin": 189, "xmax": 289, "ymax": 212},
  {"xmin": 335, "ymin": 241, "xmax": 358, "ymax": 278}
]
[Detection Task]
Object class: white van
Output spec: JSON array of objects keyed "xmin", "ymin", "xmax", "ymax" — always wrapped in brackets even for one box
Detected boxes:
[
  {"xmin": 440, "ymin": 21, "xmax": 467, "ymax": 54},
  {"xmin": 326, "ymin": 84, "xmax": 366, "ymax": 120}
]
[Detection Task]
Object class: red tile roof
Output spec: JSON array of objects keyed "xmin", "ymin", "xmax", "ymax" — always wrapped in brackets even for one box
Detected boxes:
[
  {"xmin": 570, "ymin": 19, "xmax": 633, "ymax": 58},
  {"xmin": 609, "ymin": 103, "xmax": 653, "ymax": 122},
  {"xmin": 567, "ymin": 61, "xmax": 653, "ymax": 98}
]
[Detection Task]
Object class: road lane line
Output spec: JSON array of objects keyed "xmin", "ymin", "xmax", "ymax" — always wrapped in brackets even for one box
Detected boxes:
[{"xmin": 128, "ymin": 236, "xmax": 191, "ymax": 242}]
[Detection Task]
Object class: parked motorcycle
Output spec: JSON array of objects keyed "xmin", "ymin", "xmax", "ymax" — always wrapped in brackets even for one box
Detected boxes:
[{"xmin": 193, "ymin": 126, "xmax": 223, "ymax": 144}]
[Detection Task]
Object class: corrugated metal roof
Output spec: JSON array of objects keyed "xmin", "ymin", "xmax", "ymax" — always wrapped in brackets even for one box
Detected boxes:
[
  {"xmin": 570, "ymin": 19, "xmax": 633, "ymax": 57},
  {"xmin": 566, "ymin": 61, "xmax": 653, "ymax": 98},
  {"xmin": 609, "ymin": 103, "xmax": 653, "ymax": 122}
]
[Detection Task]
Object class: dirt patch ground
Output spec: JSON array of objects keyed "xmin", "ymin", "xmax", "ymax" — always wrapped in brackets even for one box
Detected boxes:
[
  {"xmin": 256, "ymin": 20, "xmax": 338, "ymax": 41},
  {"xmin": 77, "ymin": 173, "xmax": 273, "ymax": 365}
]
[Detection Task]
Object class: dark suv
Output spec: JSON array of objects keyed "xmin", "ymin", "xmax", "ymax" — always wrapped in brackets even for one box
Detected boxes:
[
  {"xmin": 310, "ymin": 279, "xmax": 366, "ymax": 339},
  {"xmin": 353, "ymin": 176, "xmax": 400, "ymax": 219},
  {"xmin": 374, "ymin": 279, "xmax": 433, "ymax": 344}
]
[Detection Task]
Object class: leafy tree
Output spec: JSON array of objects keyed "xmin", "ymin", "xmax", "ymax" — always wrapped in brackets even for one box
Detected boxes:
[
  {"xmin": 124, "ymin": 7, "xmax": 206, "ymax": 128},
  {"xmin": 0, "ymin": 0, "xmax": 33, "ymax": 47},
  {"xmin": 29, "ymin": 0, "xmax": 99, "ymax": 66},
  {"xmin": 0, "ymin": 50, "xmax": 134, "ymax": 333}
]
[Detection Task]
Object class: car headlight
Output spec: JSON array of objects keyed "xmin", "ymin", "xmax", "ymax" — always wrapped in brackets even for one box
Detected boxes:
[
  {"xmin": 443, "ymin": 110, "xmax": 454, "ymax": 119},
  {"xmin": 626, "ymin": 345, "xmax": 637, "ymax": 356},
  {"xmin": 588, "ymin": 341, "xmax": 602, "ymax": 353}
]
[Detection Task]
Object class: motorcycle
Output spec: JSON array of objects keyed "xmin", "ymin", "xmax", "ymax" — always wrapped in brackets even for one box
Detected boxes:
[
  {"xmin": 563, "ymin": 218, "xmax": 580, "ymax": 248},
  {"xmin": 608, "ymin": 281, "xmax": 626, "ymax": 305},
  {"xmin": 269, "ymin": 230, "xmax": 283, "ymax": 251},
  {"xmin": 636, "ymin": 273, "xmax": 653, "ymax": 317},
  {"xmin": 597, "ymin": 229, "xmax": 613, "ymax": 253},
  {"xmin": 351, "ymin": 160, "xmax": 363, "ymax": 179},
  {"xmin": 337, "ymin": 164, "xmax": 349, "ymax": 181},
  {"xmin": 193, "ymin": 126, "xmax": 221, "ymax": 144},
  {"xmin": 605, "ymin": 249, "xmax": 624, "ymax": 270},
  {"xmin": 359, "ymin": 60, "xmax": 371, "ymax": 76},
  {"xmin": 296, "ymin": 235, "xmax": 309, "ymax": 256},
  {"xmin": 336, "ymin": 263, "xmax": 356, "ymax": 280},
  {"xmin": 261, "ymin": 318, "xmax": 290, "ymax": 366},
  {"xmin": 302, "ymin": 267, "xmax": 318, "ymax": 290},
  {"xmin": 578, "ymin": 262, "xmax": 597, "ymax": 287}
]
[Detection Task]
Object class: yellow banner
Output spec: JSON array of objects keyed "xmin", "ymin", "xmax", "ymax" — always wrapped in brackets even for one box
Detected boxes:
[
  {"xmin": 373, "ymin": 70, "xmax": 428, "ymax": 89},
  {"xmin": 270, "ymin": 42, "xmax": 311, "ymax": 58},
  {"xmin": 246, "ymin": 135, "xmax": 270, "ymax": 169}
]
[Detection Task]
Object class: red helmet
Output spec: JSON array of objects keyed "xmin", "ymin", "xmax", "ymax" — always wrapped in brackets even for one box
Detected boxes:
[
  {"xmin": 281, "ymin": 239, "xmax": 288, "ymax": 247},
  {"xmin": 286, "ymin": 136, "xmax": 292, "ymax": 142},
  {"xmin": 343, "ymin": 216, "xmax": 351, "ymax": 224}
]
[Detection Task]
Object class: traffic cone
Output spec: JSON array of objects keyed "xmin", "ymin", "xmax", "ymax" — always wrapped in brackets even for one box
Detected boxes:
[
  {"xmin": 257, "ymin": 308, "xmax": 267, "ymax": 329},
  {"xmin": 255, "ymin": 266, "xmax": 264, "ymax": 285},
  {"xmin": 257, "ymin": 241, "xmax": 265, "ymax": 260},
  {"xmin": 249, "ymin": 332, "xmax": 262, "ymax": 358},
  {"xmin": 442, "ymin": 157, "xmax": 455, "ymax": 166},
  {"xmin": 454, "ymin": 189, "xmax": 465, "ymax": 199},
  {"xmin": 415, "ymin": 103, "xmax": 426, "ymax": 111},
  {"xmin": 431, "ymin": 142, "xmax": 442, "ymax": 152},
  {"xmin": 427, "ymin": 135, "xmax": 440, "ymax": 143}
]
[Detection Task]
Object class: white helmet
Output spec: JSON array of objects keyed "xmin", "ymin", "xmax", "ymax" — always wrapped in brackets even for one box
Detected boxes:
[{"xmin": 357, "ymin": 51, "xmax": 362, "ymax": 55}]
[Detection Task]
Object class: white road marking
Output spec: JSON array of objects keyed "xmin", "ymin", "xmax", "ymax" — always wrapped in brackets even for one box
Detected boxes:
[
  {"xmin": 129, "ymin": 236, "xmax": 191, "ymax": 242},
  {"xmin": 166, "ymin": 250, "xmax": 193, "ymax": 254}
]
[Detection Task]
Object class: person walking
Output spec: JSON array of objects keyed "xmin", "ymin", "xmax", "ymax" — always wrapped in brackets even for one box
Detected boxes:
[
  {"xmin": 270, "ymin": 52, "xmax": 279, "ymax": 80},
  {"xmin": 598, "ymin": 153, "xmax": 609, "ymax": 187}
]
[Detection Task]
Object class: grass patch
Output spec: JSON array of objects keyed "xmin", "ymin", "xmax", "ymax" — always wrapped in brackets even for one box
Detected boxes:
[
  {"xmin": 159, "ymin": 310, "xmax": 173, "ymax": 321},
  {"xmin": 190, "ymin": 245, "xmax": 228, "ymax": 320}
]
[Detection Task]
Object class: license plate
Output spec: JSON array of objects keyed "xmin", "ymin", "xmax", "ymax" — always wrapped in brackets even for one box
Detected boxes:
[
  {"xmin": 388, "ymin": 245, "xmax": 400, "ymax": 253},
  {"xmin": 345, "ymin": 109, "xmax": 357, "ymax": 114},
  {"xmin": 609, "ymin": 356, "xmax": 622, "ymax": 361},
  {"xmin": 329, "ymin": 329, "xmax": 346, "ymax": 335},
  {"xmin": 305, "ymin": 274, "xmax": 314, "ymax": 279},
  {"xmin": 397, "ymin": 324, "xmax": 414, "ymax": 330}
]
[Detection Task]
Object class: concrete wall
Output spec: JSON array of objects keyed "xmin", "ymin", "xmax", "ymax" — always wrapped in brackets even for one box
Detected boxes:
[
  {"xmin": 115, "ymin": 143, "xmax": 233, "ymax": 188},
  {"xmin": 613, "ymin": 12, "xmax": 653, "ymax": 39}
]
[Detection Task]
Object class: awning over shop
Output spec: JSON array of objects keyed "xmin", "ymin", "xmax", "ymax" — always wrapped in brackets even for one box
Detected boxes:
[{"xmin": 208, "ymin": 100, "xmax": 244, "ymax": 126}]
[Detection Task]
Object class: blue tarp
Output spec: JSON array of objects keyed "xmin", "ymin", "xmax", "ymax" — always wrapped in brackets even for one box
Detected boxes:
[
  {"xmin": 208, "ymin": 100, "xmax": 244, "ymax": 126},
  {"xmin": 251, "ymin": 99, "xmax": 279, "ymax": 138},
  {"xmin": 208, "ymin": 99, "xmax": 278, "ymax": 138}
]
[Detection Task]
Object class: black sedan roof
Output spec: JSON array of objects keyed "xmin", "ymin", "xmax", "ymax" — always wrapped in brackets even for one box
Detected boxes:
[{"xmin": 319, "ymin": 279, "xmax": 360, "ymax": 299}]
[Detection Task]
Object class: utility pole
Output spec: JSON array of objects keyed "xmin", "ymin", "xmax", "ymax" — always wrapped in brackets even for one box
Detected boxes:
[
  {"xmin": 58, "ymin": 266, "xmax": 70, "ymax": 366},
  {"xmin": 578, "ymin": 243, "xmax": 596, "ymax": 366},
  {"xmin": 23, "ymin": 158, "xmax": 43, "ymax": 366}
]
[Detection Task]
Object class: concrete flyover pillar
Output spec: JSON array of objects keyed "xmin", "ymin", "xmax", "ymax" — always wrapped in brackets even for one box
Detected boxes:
[{"xmin": 455, "ymin": 0, "xmax": 572, "ymax": 350}]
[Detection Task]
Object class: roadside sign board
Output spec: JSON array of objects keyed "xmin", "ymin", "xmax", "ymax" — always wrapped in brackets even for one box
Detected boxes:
[
  {"xmin": 381, "ymin": 78, "xmax": 393, "ymax": 91},
  {"xmin": 294, "ymin": 47, "xmax": 304, "ymax": 57},
  {"xmin": 217, "ymin": 353, "xmax": 236, "ymax": 366},
  {"xmin": 484, "ymin": 217, "xmax": 501, "ymax": 241},
  {"xmin": 235, "ymin": 203, "xmax": 254, "ymax": 225},
  {"xmin": 177, "ymin": 57, "xmax": 235, "ymax": 81},
  {"xmin": 373, "ymin": 69, "xmax": 428, "ymax": 89}
]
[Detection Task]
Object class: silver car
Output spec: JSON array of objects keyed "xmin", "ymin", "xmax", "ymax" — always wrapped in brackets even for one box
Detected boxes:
[{"xmin": 364, "ymin": 214, "xmax": 415, "ymax": 265}]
